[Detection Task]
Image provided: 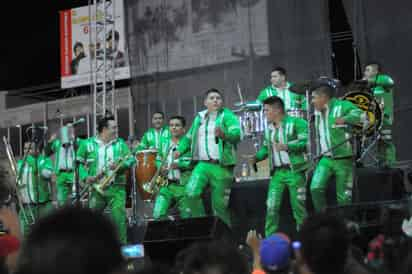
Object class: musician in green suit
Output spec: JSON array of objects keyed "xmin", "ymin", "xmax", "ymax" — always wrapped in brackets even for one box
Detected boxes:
[
  {"xmin": 135, "ymin": 111, "xmax": 170, "ymax": 152},
  {"xmin": 257, "ymin": 67, "xmax": 307, "ymax": 112},
  {"xmin": 77, "ymin": 116, "xmax": 135, "ymax": 243},
  {"xmin": 176, "ymin": 89, "xmax": 241, "ymax": 226},
  {"xmin": 363, "ymin": 62, "xmax": 396, "ymax": 167},
  {"xmin": 310, "ymin": 84, "xmax": 367, "ymax": 212},
  {"xmin": 152, "ymin": 116, "xmax": 204, "ymax": 219},
  {"xmin": 252, "ymin": 96, "xmax": 308, "ymax": 236},
  {"xmin": 17, "ymin": 142, "xmax": 53, "ymax": 234}
]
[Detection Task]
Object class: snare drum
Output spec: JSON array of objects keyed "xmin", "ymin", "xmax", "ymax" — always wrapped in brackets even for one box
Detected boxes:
[{"xmin": 135, "ymin": 149, "xmax": 157, "ymax": 200}]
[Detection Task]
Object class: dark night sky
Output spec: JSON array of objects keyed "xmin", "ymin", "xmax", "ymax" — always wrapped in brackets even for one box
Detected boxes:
[{"xmin": 0, "ymin": 1, "xmax": 88, "ymax": 90}]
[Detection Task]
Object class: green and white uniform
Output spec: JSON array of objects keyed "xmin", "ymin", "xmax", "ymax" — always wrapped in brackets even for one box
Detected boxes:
[
  {"xmin": 255, "ymin": 115, "xmax": 308, "ymax": 236},
  {"xmin": 152, "ymin": 137, "xmax": 205, "ymax": 219},
  {"xmin": 45, "ymin": 139, "xmax": 82, "ymax": 206},
  {"xmin": 178, "ymin": 108, "xmax": 241, "ymax": 226},
  {"xmin": 135, "ymin": 127, "xmax": 170, "ymax": 152},
  {"xmin": 257, "ymin": 82, "xmax": 307, "ymax": 111},
  {"xmin": 371, "ymin": 74, "xmax": 396, "ymax": 167},
  {"xmin": 17, "ymin": 154, "xmax": 53, "ymax": 235},
  {"xmin": 76, "ymin": 137, "xmax": 135, "ymax": 243},
  {"xmin": 311, "ymin": 98, "xmax": 367, "ymax": 212}
]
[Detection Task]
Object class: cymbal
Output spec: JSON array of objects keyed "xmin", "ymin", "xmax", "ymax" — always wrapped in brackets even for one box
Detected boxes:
[{"xmin": 289, "ymin": 80, "xmax": 313, "ymax": 94}]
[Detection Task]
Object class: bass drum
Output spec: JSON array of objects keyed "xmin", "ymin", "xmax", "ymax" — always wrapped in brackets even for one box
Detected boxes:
[
  {"xmin": 135, "ymin": 149, "xmax": 157, "ymax": 201},
  {"xmin": 342, "ymin": 91, "xmax": 382, "ymax": 136}
]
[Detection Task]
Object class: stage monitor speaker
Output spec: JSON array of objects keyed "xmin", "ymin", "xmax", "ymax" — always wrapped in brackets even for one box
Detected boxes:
[{"xmin": 142, "ymin": 216, "xmax": 232, "ymax": 264}]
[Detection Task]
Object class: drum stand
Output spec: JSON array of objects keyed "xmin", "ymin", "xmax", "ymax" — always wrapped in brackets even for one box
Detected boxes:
[{"xmin": 357, "ymin": 131, "xmax": 381, "ymax": 167}]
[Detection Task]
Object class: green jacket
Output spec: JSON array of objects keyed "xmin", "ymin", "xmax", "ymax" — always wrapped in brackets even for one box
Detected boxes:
[
  {"xmin": 257, "ymin": 82, "xmax": 307, "ymax": 111},
  {"xmin": 178, "ymin": 107, "xmax": 241, "ymax": 167},
  {"xmin": 256, "ymin": 115, "xmax": 308, "ymax": 172},
  {"xmin": 76, "ymin": 137, "xmax": 135, "ymax": 185},
  {"xmin": 156, "ymin": 137, "xmax": 192, "ymax": 185},
  {"xmin": 17, "ymin": 154, "xmax": 53, "ymax": 203},
  {"xmin": 314, "ymin": 98, "xmax": 366, "ymax": 158},
  {"xmin": 45, "ymin": 138, "xmax": 83, "ymax": 174},
  {"xmin": 135, "ymin": 127, "xmax": 171, "ymax": 152},
  {"xmin": 370, "ymin": 74, "xmax": 394, "ymax": 125}
]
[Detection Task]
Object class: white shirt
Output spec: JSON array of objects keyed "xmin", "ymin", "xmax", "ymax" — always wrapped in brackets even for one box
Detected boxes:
[
  {"xmin": 317, "ymin": 107, "xmax": 332, "ymax": 156},
  {"xmin": 197, "ymin": 111, "xmax": 220, "ymax": 160},
  {"xmin": 58, "ymin": 144, "xmax": 74, "ymax": 170},
  {"xmin": 96, "ymin": 138, "xmax": 115, "ymax": 182},
  {"xmin": 166, "ymin": 142, "xmax": 180, "ymax": 181},
  {"xmin": 270, "ymin": 123, "xmax": 291, "ymax": 166}
]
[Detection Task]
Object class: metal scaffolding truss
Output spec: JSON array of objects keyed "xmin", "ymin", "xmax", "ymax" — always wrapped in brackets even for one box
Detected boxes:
[{"xmin": 89, "ymin": 0, "xmax": 116, "ymax": 135}]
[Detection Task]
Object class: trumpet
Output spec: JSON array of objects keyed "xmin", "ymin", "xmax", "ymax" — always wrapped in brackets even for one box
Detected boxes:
[{"xmin": 2, "ymin": 136, "xmax": 36, "ymax": 226}]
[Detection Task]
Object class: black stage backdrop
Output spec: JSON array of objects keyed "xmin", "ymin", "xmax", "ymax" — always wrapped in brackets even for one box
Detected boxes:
[
  {"xmin": 342, "ymin": 0, "xmax": 412, "ymax": 160},
  {"xmin": 124, "ymin": 0, "xmax": 332, "ymax": 139}
]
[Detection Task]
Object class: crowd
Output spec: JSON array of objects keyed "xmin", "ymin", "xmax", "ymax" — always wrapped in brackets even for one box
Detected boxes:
[{"xmin": 1, "ymin": 171, "xmax": 412, "ymax": 274}]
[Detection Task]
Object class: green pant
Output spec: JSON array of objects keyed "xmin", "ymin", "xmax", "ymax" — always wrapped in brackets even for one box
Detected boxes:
[
  {"xmin": 185, "ymin": 162, "xmax": 233, "ymax": 226},
  {"xmin": 265, "ymin": 168, "xmax": 307, "ymax": 237},
  {"xmin": 153, "ymin": 184, "xmax": 205, "ymax": 219},
  {"xmin": 19, "ymin": 202, "xmax": 53, "ymax": 236},
  {"xmin": 89, "ymin": 184, "xmax": 127, "ymax": 243},
  {"xmin": 56, "ymin": 171, "xmax": 74, "ymax": 206},
  {"xmin": 310, "ymin": 157, "xmax": 353, "ymax": 212}
]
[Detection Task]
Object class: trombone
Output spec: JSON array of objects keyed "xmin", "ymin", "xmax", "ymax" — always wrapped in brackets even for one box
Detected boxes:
[{"xmin": 2, "ymin": 136, "xmax": 36, "ymax": 226}]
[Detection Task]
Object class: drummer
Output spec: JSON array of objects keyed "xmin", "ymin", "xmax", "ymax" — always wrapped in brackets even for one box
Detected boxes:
[
  {"xmin": 362, "ymin": 62, "xmax": 396, "ymax": 167},
  {"xmin": 152, "ymin": 116, "xmax": 204, "ymax": 220},
  {"xmin": 135, "ymin": 111, "xmax": 171, "ymax": 152},
  {"xmin": 257, "ymin": 67, "xmax": 307, "ymax": 115}
]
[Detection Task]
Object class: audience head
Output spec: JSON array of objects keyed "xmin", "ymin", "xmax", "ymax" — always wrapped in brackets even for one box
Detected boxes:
[
  {"xmin": 299, "ymin": 213, "xmax": 349, "ymax": 274},
  {"xmin": 15, "ymin": 206, "xmax": 124, "ymax": 274},
  {"xmin": 260, "ymin": 233, "xmax": 291, "ymax": 274},
  {"xmin": 181, "ymin": 240, "xmax": 248, "ymax": 274}
]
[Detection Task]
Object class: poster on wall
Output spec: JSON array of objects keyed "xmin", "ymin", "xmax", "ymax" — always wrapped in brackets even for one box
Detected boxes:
[
  {"xmin": 60, "ymin": 0, "xmax": 130, "ymax": 88},
  {"xmin": 128, "ymin": 0, "xmax": 269, "ymax": 75}
]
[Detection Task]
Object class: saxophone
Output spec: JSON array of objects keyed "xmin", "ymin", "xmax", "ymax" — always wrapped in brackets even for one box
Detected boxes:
[
  {"xmin": 142, "ymin": 145, "xmax": 174, "ymax": 195},
  {"xmin": 93, "ymin": 152, "xmax": 134, "ymax": 195}
]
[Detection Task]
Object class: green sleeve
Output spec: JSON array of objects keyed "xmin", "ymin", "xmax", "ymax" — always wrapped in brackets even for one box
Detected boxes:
[
  {"xmin": 222, "ymin": 111, "xmax": 241, "ymax": 144},
  {"xmin": 177, "ymin": 151, "xmax": 192, "ymax": 171},
  {"xmin": 76, "ymin": 140, "xmax": 89, "ymax": 181},
  {"xmin": 342, "ymin": 101, "xmax": 365, "ymax": 125},
  {"xmin": 39, "ymin": 156, "xmax": 53, "ymax": 180},
  {"xmin": 44, "ymin": 139, "xmax": 58, "ymax": 156},
  {"xmin": 155, "ymin": 143, "xmax": 164, "ymax": 169},
  {"xmin": 257, "ymin": 87, "xmax": 269, "ymax": 102},
  {"xmin": 118, "ymin": 140, "xmax": 136, "ymax": 173},
  {"xmin": 287, "ymin": 119, "xmax": 308, "ymax": 152},
  {"xmin": 178, "ymin": 119, "xmax": 196, "ymax": 154},
  {"xmin": 135, "ymin": 132, "xmax": 150, "ymax": 152}
]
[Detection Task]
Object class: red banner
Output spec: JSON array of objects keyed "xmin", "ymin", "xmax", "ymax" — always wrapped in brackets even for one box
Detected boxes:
[{"xmin": 59, "ymin": 10, "xmax": 72, "ymax": 77}]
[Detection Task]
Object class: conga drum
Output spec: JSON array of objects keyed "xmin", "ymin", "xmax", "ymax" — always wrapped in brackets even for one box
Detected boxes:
[{"xmin": 135, "ymin": 149, "xmax": 157, "ymax": 200}]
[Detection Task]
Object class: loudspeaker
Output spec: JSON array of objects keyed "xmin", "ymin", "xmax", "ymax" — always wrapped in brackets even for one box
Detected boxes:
[{"xmin": 142, "ymin": 216, "xmax": 232, "ymax": 264}]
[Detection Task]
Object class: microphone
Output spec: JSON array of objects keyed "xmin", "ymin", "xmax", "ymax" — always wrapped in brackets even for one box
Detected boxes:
[{"xmin": 215, "ymin": 136, "xmax": 219, "ymax": 144}]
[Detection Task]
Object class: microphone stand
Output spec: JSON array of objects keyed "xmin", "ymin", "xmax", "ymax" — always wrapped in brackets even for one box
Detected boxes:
[{"xmin": 71, "ymin": 128, "xmax": 81, "ymax": 207}]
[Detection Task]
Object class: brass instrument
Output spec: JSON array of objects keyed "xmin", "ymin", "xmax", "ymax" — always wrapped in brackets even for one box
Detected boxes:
[
  {"xmin": 142, "ymin": 146, "xmax": 174, "ymax": 195},
  {"xmin": 79, "ymin": 153, "xmax": 133, "ymax": 199},
  {"xmin": 2, "ymin": 136, "xmax": 36, "ymax": 226},
  {"xmin": 93, "ymin": 156, "xmax": 131, "ymax": 195}
]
